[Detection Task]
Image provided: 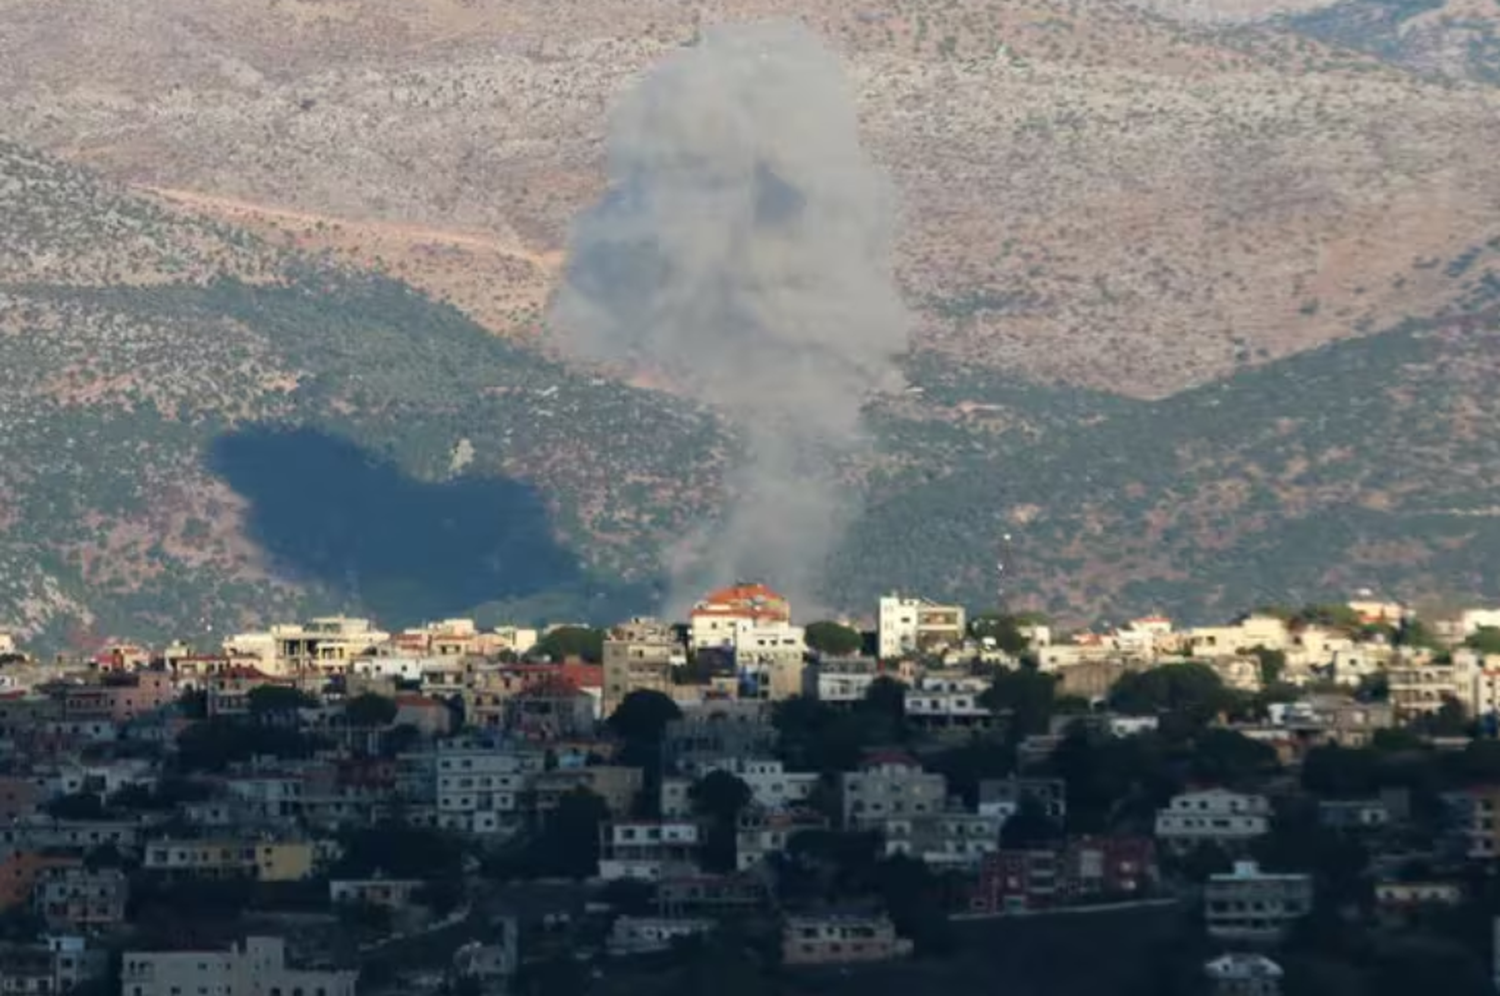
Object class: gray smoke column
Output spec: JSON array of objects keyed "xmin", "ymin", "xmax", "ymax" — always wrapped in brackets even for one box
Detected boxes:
[{"xmin": 550, "ymin": 19, "xmax": 909, "ymax": 612}]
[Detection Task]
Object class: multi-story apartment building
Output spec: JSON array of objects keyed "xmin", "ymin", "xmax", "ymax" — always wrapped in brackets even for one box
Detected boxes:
[
  {"xmin": 224, "ymin": 617, "xmax": 390, "ymax": 678},
  {"xmin": 1442, "ymin": 785, "xmax": 1500, "ymax": 859},
  {"xmin": 662, "ymin": 709, "xmax": 777, "ymax": 776},
  {"xmin": 121, "ymin": 936, "xmax": 356, "ymax": 996},
  {"xmin": 532, "ymin": 765, "xmax": 643, "ymax": 819},
  {"xmin": 736, "ymin": 806, "xmax": 828, "ymax": 872},
  {"xmin": 142, "ymin": 839, "xmax": 315, "ymax": 882},
  {"xmin": 597, "ymin": 821, "xmax": 701, "ymax": 881},
  {"xmin": 969, "ymin": 836, "xmax": 1156, "ymax": 914},
  {"xmin": 781, "ymin": 914, "xmax": 913, "ymax": 966},
  {"xmin": 838, "ymin": 753, "xmax": 946, "ymax": 831},
  {"xmin": 502, "ymin": 677, "xmax": 597, "ymax": 741},
  {"xmin": 813, "ymin": 657, "xmax": 883, "ymax": 705},
  {"xmin": 34, "ymin": 866, "xmax": 128, "ymax": 931},
  {"xmin": 688, "ymin": 584, "xmax": 792, "ymax": 652},
  {"xmin": 877, "ymin": 595, "xmax": 966, "ymax": 659},
  {"xmin": 602, "ymin": 618, "xmax": 685, "ymax": 718},
  {"xmin": 1204, "ymin": 861, "xmax": 1313, "ymax": 943},
  {"xmin": 0, "ymin": 818, "xmax": 143, "ymax": 863},
  {"xmin": 225, "ymin": 774, "xmax": 306, "ymax": 821},
  {"xmin": 661, "ymin": 758, "xmax": 817, "ymax": 817},
  {"xmin": 1155, "ymin": 789, "xmax": 1271, "ymax": 854},
  {"xmin": 903, "ymin": 675, "xmax": 994, "ymax": 729},
  {"xmin": 1387, "ymin": 660, "xmax": 1459, "ymax": 720},
  {"xmin": 881, "ymin": 811, "xmax": 1002, "ymax": 867},
  {"xmin": 55, "ymin": 672, "xmax": 176, "ymax": 725},
  {"xmin": 423, "ymin": 740, "xmax": 545, "ymax": 836}
]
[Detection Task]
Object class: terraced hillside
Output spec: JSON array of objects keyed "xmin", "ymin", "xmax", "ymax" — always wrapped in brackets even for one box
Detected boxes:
[{"xmin": 6, "ymin": 0, "xmax": 1500, "ymax": 395}]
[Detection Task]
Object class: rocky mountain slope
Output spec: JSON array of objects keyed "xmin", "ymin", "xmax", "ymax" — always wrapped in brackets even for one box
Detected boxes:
[
  {"xmin": 5, "ymin": 0, "xmax": 1500, "ymax": 396},
  {"xmin": 5, "ymin": 136, "xmax": 1500, "ymax": 642},
  {"xmin": 834, "ymin": 237, "xmax": 1500, "ymax": 620}
]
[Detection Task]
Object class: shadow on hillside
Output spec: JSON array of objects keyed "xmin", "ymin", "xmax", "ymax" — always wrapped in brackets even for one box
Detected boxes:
[{"xmin": 207, "ymin": 426, "xmax": 586, "ymax": 624}]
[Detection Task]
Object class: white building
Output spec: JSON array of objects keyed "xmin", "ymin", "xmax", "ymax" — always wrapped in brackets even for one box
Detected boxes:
[
  {"xmin": 1155, "ymin": 789, "xmax": 1271, "ymax": 853},
  {"xmin": 881, "ymin": 811, "xmax": 1002, "ymax": 867},
  {"xmin": 1204, "ymin": 861, "xmax": 1313, "ymax": 943},
  {"xmin": 598, "ymin": 821, "xmax": 701, "ymax": 881},
  {"xmin": 903, "ymin": 675, "xmax": 992, "ymax": 725},
  {"xmin": 121, "ymin": 937, "xmax": 356, "ymax": 996},
  {"xmin": 422, "ymin": 740, "xmax": 544, "ymax": 836},
  {"xmin": 1460, "ymin": 608, "xmax": 1500, "ymax": 637},
  {"xmin": 736, "ymin": 622, "xmax": 807, "ymax": 665},
  {"xmin": 838, "ymin": 754, "xmax": 946, "ymax": 830},
  {"xmin": 348, "ymin": 655, "xmax": 446, "ymax": 683},
  {"xmin": 1203, "ymin": 953, "xmax": 1283, "ymax": 996},
  {"xmin": 606, "ymin": 916, "xmax": 713, "ymax": 956},
  {"xmin": 877, "ymin": 595, "xmax": 966, "ymax": 659},
  {"xmin": 687, "ymin": 584, "xmax": 791, "ymax": 652},
  {"xmin": 660, "ymin": 759, "xmax": 818, "ymax": 818}
]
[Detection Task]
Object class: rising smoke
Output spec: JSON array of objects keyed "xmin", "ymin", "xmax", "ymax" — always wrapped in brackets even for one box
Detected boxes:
[{"xmin": 550, "ymin": 19, "xmax": 909, "ymax": 612}]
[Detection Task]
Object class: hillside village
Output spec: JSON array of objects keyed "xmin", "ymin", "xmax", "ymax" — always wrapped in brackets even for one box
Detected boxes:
[{"xmin": 1, "ymin": 587, "xmax": 1500, "ymax": 995}]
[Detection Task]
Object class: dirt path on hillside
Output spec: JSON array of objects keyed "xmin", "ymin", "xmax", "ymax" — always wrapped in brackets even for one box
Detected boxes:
[{"xmin": 137, "ymin": 184, "xmax": 563, "ymax": 270}]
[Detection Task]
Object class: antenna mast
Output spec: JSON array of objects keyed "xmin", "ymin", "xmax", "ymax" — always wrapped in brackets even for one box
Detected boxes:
[{"xmin": 997, "ymin": 531, "xmax": 1014, "ymax": 616}]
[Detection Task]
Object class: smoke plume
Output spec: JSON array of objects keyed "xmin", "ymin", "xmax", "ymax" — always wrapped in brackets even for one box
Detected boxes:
[{"xmin": 550, "ymin": 20, "xmax": 909, "ymax": 612}]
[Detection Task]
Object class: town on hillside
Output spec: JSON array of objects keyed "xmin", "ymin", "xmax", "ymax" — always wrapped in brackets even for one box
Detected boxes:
[{"xmin": 1, "ymin": 587, "xmax": 1500, "ymax": 995}]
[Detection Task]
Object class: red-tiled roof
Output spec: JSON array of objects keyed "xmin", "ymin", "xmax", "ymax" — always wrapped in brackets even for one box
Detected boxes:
[
  {"xmin": 515, "ymin": 676, "xmax": 589, "ymax": 700},
  {"xmin": 559, "ymin": 663, "xmax": 603, "ymax": 690},
  {"xmin": 689, "ymin": 583, "xmax": 790, "ymax": 620},
  {"xmin": 861, "ymin": 749, "xmax": 920, "ymax": 769}
]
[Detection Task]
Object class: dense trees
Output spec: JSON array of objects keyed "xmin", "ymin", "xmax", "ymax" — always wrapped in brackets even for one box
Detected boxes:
[
  {"xmin": 608, "ymin": 689, "xmax": 682, "ymax": 752},
  {"xmin": 608, "ymin": 689, "xmax": 683, "ymax": 789},
  {"xmin": 1108, "ymin": 663, "xmax": 1235, "ymax": 731},
  {"xmin": 969, "ymin": 613, "xmax": 1033, "ymax": 656},
  {"xmin": 533, "ymin": 626, "xmax": 605, "ymax": 664},
  {"xmin": 691, "ymin": 771, "xmax": 753, "ymax": 872},
  {"xmin": 531, "ymin": 788, "xmax": 610, "ymax": 879},
  {"xmin": 771, "ymin": 684, "xmax": 910, "ymax": 773},
  {"xmin": 999, "ymin": 794, "xmax": 1063, "ymax": 849},
  {"xmin": 980, "ymin": 665, "xmax": 1060, "ymax": 740},
  {"xmin": 804, "ymin": 620, "xmax": 862, "ymax": 656},
  {"xmin": 1465, "ymin": 626, "xmax": 1500, "ymax": 655},
  {"xmin": 344, "ymin": 692, "xmax": 398, "ymax": 728},
  {"xmin": 246, "ymin": 685, "xmax": 317, "ymax": 719}
]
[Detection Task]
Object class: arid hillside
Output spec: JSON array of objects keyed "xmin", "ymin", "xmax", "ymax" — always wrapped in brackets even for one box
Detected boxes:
[{"xmin": 5, "ymin": 0, "xmax": 1500, "ymax": 396}]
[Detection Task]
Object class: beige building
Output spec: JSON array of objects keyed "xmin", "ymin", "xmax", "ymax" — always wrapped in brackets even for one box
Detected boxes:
[
  {"xmin": 1184, "ymin": 615, "xmax": 1289, "ymax": 659},
  {"xmin": 121, "ymin": 936, "xmax": 356, "ymax": 996},
  {"xmin": 1388, "ymin": 660, "xmax": 1459, "ymax": 719},
  {"xmin": 224, "ymin": 617, "xmax": 389, "ymax": 678},
  {"xmin": 602, "ymin": 618, "xmax": 685, "ymax": 718}
]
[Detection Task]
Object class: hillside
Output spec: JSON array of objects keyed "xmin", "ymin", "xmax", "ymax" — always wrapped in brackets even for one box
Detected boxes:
[
  {"xmin": 4, "ymin": 0, "xmax": 1500, "ymax": 395},
  {"xmin": 11, "ymin": 137, "xmax": 1500, "ymax": 638},
  {"xmin": 832, "ymin": 239, "xmax": 1500, "ymax": 621},
  {"xmin": 0, "ymin": 141, "xmax": 733, "ymax": 645},
  {"xmin": 1285, "ymin": 0, "xmax": 1500, "ymax": 83}
]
